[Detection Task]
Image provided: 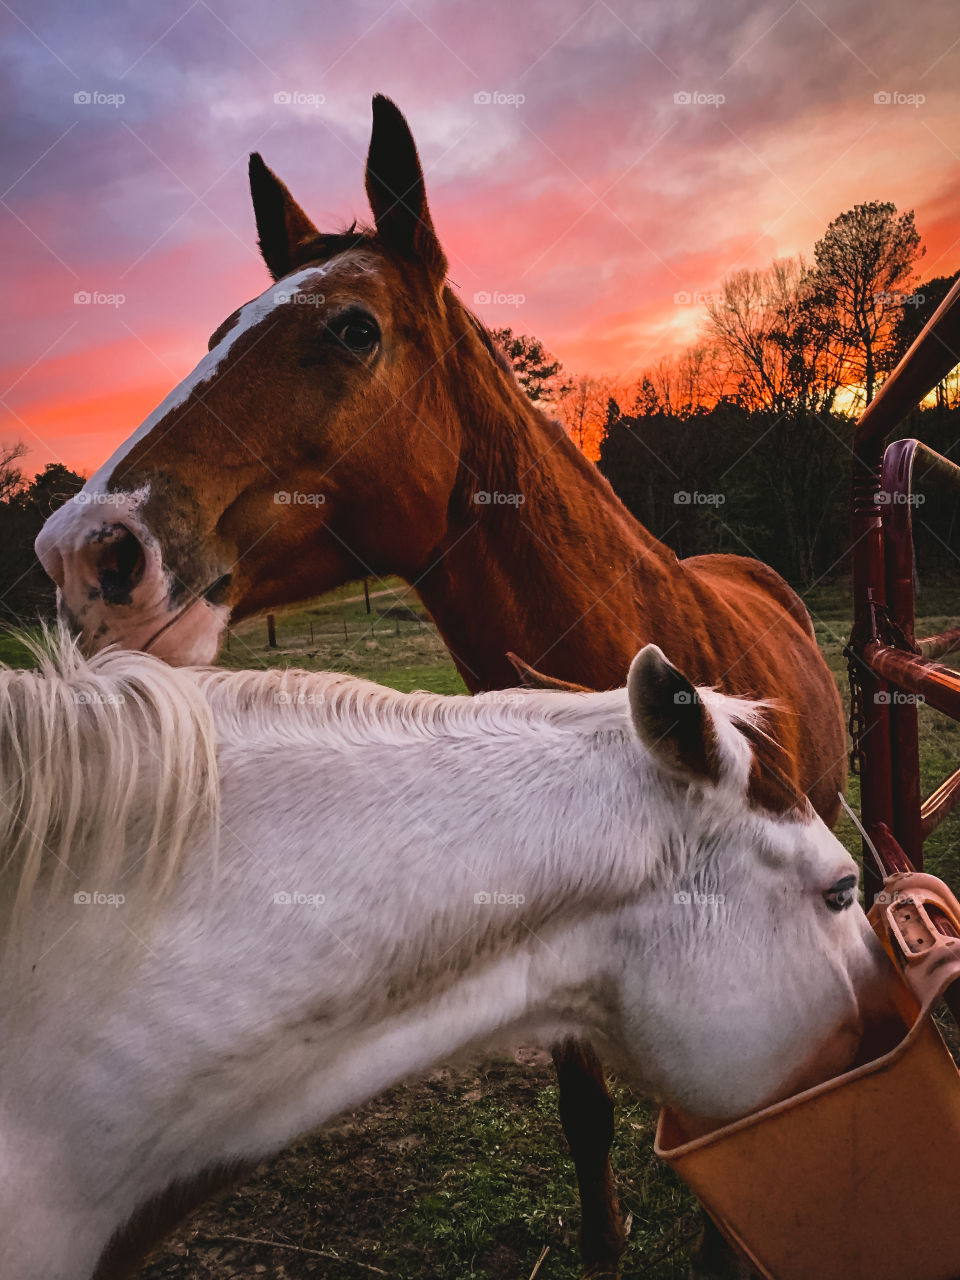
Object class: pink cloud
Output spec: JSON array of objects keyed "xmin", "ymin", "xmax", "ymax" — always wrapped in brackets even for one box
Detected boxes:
[{"xmin": 2, "ymin": 0, "xmax": 959, "ymax": 472}]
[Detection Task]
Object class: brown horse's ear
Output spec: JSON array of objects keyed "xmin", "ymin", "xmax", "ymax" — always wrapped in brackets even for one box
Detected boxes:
[
  {"xmin": 249, "ymin": 154, "xmax": 320, "ymax": 281},
  {"xmin": 627, "ymin": 645, "xmax": 720, "ymax": 783},
  {"xmin": 365, "ymin": 94, "xmax": 447, "ymax": 287}
]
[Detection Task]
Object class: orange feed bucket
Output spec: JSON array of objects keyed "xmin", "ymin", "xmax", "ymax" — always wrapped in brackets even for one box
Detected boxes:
[{"xmin": 655, "ymin": 872, "xmax": 960, "ymax": 1280}]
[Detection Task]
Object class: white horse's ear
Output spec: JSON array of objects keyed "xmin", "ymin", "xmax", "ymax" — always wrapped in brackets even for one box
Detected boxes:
[
  {"xmin": 627, "ymin": 645, "xmax": 720, "ymax": 783},
  {"xmin": 249, "ymin": 154, "xmax": 320, "ymax": 281}
]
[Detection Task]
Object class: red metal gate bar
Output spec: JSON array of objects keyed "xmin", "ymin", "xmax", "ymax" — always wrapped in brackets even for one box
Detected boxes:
[
  {"xmin": 921, "ymin": 765, "xmax": 960, "ymax": 839},
  {"xmin": 854, "ymin": 274, "xmax": 960, "ymax": 459},
  {"xmin": 849, "ymin": 454, "xmax": 895, "ymax": 896},
  {"xmin": 877, "ymin": 437, "xmax": 960, "ymax": 863},
  {"xmin": 878, "ymin": 439, "xmax": 923, "ymax": 862},
  {"xmin": 863, "ymin": 643, "xmax": 960, "ymax": 719},
  {"xmin": 850, "ymin": 278, "xmax": 960, "ymax": 897},
  {"xmin": 917, "ymin": 627, "xmax": 960, "ymax": 661},
  {"xmin": 874, "ymin": 438, "xmax": 960, "ymax": 854}
]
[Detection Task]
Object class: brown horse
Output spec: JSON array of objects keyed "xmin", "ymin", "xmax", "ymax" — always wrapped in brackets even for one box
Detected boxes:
[{"xmin": 36, "ymin": 95, "xmax": 846, "ymax": 1278}]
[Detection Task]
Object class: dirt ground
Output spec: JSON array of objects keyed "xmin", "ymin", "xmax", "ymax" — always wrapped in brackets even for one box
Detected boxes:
[{"xmin": 133, "ymin": 1051, "xmax": 698, "ymax": 1280}]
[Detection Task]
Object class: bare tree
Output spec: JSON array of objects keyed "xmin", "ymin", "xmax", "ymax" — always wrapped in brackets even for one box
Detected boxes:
[
  {"xmin": 812, "ymin": 201, "xmax": 923, "ymax": 405},
  {"xmin": 0, "ymin": 440, "xmax": 26, "ymax": 504},
  {"xmin": 703, "ymin": 258, "xmax": 848, "ymax": 415},
  {"xmin": 633, "ymin": 348, "xmax": 719, "ymax": 418},
  {"xmin": 555, "ymin": 375, "xmax": 624, "ymax": 456}
]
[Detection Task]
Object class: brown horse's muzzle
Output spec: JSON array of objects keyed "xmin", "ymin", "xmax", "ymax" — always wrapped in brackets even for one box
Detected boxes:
[{"xmin": 35, "ymin": 489, "xmax": 229, "ymax": 665}]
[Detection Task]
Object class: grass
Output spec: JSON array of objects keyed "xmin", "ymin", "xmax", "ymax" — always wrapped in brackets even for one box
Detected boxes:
[
  {"xmin": 135, "ymin": 1059, "xmax": 698, "ymax": 1280},
  {"xmin": 219, "ymin": 578, "xmax": 469, "ymax": 696},
  {"xmin": 0, "ymin": 628, "xmax": 36, "ymax": 668},
  {"xmin": 5, "ymin": 575, "xmax": 958, "ymax": 1278}
]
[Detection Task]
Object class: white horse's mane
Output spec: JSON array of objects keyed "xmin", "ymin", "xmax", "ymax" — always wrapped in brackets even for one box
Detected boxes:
[
  {"xmin": 0, "ymin": 629, "xmax": 218, "ymax": 956},
  {"xmin": 0, "ymin": 630, "xmax": 765, "ymax": 958},
  {"xmin": 192, "ymin": 663, "xmax": 764, "ymax": 747},
  {"xmin": 196, "ymin": 665, "xmax": 631, "ymax": 744}
]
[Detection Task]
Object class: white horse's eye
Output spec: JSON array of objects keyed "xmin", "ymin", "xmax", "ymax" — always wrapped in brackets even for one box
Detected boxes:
[{"xmin": 824, "ymin": 873, "xmax": 858, "ymax": 912}]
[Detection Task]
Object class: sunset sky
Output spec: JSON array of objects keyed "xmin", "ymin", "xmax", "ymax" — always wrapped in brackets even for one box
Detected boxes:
[{"xmin": 2, "ymin": 0, "xmax": 959, "ymax": 475}]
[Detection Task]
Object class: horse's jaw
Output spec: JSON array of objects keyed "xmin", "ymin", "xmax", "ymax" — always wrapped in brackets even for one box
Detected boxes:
[
  {"xmin": 122, "ymin": 595, "xmax": 230, "ymax": 667},
  {"xmin": 57, "ymin": 584, "xmax": 229, "ymax": 667}
]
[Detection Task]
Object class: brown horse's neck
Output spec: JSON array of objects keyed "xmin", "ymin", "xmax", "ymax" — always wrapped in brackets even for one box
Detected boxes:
[
  {"xmin": 405, "ymin": 386, "xmax": 848, "ymax": 828},
  {"xmin": 412, "ymin": 376, "xmax": 682, "ymax": 692}
]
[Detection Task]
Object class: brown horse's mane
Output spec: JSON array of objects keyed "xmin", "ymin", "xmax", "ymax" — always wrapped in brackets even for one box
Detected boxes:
[
  {"xmin": 455, "ymin": 305, "xmax": 614, "ymax": 493},
  {"xmin": 456, "ymin": 307, "xmax": 612, "ymax": 497},
  {"xmin": 445, "ymin": 296, "xmax": 624, "ymax": 510},
  {"xmin": 462, "ymin": 307, "xmax": 514, "ymax": 377},
  {"xmin": 295, "ymin": 223, "xmax": 374, "ymax": 265}
]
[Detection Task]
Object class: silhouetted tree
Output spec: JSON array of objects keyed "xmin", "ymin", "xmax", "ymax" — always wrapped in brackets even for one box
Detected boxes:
[
  {"xmin": 490, "ymin": 328, "xmax": 573, "ymax": 403},
  {"xmin": 0, "ymin": 456, "xmax": 85, "ymax": 626},
  {"xmin": 0, "ymin": 441, "xmax": 26, "ymax": 503},
  {"xmin": 704, "ymin": 258, "xmax": 847, "ymax": 414},
  {"xmin": 812, "ymin": 201, "xmax": 923, "ymax": 405},
  {"xmin": 632, "ymin": 376, "xmax": 660, "ymax": 416},
  {"xmin": 890, "ymin": 270, "xmax": 960, "ymax": 407}
]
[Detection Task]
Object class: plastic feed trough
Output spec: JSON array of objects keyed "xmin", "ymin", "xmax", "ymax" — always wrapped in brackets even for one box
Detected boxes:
[{"xmin": 656, "ymin": 872, "xmax": 960, "ymax": 1280}]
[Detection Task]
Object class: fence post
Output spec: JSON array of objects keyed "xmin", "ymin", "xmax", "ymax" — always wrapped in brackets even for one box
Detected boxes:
[
  {"xmin": 363, "ymin": 577, "xmax": 371, "ymax": 614},
  {"xmin": 267, "ymin": 613, "xmax": 277, "ymax": 648}
]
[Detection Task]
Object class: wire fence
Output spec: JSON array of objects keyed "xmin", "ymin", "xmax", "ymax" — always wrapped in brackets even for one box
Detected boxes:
[{"xmin": 224, "ymin": 583, "xmax": 435, "ymax": 658}]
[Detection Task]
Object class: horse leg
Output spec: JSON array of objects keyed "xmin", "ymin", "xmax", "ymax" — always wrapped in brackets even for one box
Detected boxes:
[{"xmin": 552, "ymin": 1037, "xmax": 625, "ymax": 1279}]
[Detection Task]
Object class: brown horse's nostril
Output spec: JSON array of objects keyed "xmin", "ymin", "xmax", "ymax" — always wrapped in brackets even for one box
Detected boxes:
[{"xmin": 96, "ymin": 525, "xmax": 146, "ymax": 605}]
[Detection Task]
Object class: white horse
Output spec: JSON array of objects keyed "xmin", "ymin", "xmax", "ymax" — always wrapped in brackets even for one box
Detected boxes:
[{"xmin": 0, "ymin": 635, "xmax": 893, "ymax": 1280}]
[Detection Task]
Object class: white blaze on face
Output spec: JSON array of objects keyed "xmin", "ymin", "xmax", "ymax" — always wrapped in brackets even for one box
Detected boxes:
[
  {"xmin": 33, "ymin": 254, "xmax": 380, "ymax": 664},
  {"xmin": 84, "ymin": 263, "xmax": 339, "ymax": 494}
]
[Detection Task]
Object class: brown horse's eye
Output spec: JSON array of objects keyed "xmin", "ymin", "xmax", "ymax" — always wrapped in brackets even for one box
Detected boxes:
[{"xmin": 329, "ymin": 311, "xmax": 380, "ymax": 355}]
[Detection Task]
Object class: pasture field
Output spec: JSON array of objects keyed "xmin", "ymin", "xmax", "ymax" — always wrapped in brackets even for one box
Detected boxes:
[
  {"xmin": 3, "ymin": 580, "xmax": 956, "ymax": 1278},
  {"xmin": 217, "ymin": 579, "xmax": 469, "ymax": 696}
]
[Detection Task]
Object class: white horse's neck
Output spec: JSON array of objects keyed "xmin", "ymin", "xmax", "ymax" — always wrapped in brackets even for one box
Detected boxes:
[
  {"xmin": 200, "ymin": 676, "xmax": 670, "ymax": 1054},
  {"xmin": 1, "ymin": 674, "xmax": 674, "ymax": 1280}
]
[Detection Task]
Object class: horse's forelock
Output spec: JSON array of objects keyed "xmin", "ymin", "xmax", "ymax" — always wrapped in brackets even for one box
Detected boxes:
[
  {"xmin": 291, "ymin": 224, "xmax": 377, "ymax": 271},
  {"xmin": 682, "ymin": 688, "xmax": 800, "ymax": 814}
]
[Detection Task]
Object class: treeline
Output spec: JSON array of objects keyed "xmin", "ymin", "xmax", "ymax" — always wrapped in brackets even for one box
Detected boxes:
[
  {"xmin": 497, "ymin": 200, "xmax": 960, "ymax": 587},
  {"xmin": 0, "ymin": 445, "xmax": 84, "ymax": 626},
  {"xmin": 598, "ymin": 400, "xmax": 960, "ymax": 586}
]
